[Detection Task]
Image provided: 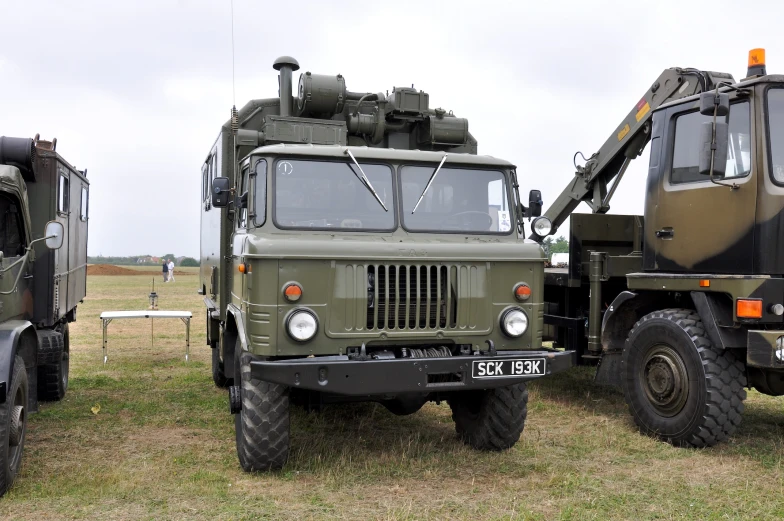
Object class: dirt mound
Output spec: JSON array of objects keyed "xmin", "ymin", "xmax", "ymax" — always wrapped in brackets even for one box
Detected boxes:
[{"xmin": 87, "ymin": 265, "xmax": 150, "ymax": 276}]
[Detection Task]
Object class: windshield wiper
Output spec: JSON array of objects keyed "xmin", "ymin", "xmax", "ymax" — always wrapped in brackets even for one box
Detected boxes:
[
  {"xmin": 344, "ymin": 149, "xmax": 388, "ymax": 212},
  {"xmin": 411, "ymin": 154, "xmax": 448, "ymax": 214}
]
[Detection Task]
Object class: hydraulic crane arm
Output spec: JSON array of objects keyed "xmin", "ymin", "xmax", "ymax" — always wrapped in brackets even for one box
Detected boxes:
[{"xmin": 540, "ymin": 67, "xmax": 735, "ymax": 237}]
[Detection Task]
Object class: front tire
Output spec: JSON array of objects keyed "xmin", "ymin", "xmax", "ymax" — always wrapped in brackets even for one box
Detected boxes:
[
  {"xmin": 234, "ymin": 339, "xmax": 290, "ymax": 471},
  {"xmin": 622, "ymin": 308, "xmax": 746, "ymax": 447},
  {"xmin": 448, "ymin": 383, "xmax": 528, "ymax": 451},
  {"xmin": 0, "ymin": 356, "xmax": 29, "ymax": 496}
]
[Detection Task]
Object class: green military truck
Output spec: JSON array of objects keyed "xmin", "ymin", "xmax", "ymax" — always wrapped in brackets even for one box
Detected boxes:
[
  {"xmin": 538, "ymin": 49, "xmax": 784, "ymax": 447},
  {"xmin": 200, "ymin": 56, "xmax": 573, "ymax": 471},
  {"xmin": 0, "ymin": 135, "xmax": 88, "ymax": 494}
]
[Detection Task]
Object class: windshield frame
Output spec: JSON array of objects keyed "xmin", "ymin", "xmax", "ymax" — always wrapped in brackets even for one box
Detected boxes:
[
  {"xmin": 398, "ymin": 163, "xmax": 516, "ymax": 235},
  {"xmin": 765, "ymin": 85, "xmax": 784, "ymax": 187},
  {"xmin": 271, "ymin": 157, "xmax": 398, "ymax": 232}
]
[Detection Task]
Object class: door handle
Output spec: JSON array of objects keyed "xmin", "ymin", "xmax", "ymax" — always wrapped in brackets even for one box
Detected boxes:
[{"xmin": 656, "ymin": 228, "xmax": 674, "ymax": 239}]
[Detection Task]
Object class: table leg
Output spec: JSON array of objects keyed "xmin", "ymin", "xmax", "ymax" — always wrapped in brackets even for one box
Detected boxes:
[
  {"xmin": 185, "ymin": 318, "xmax": 190, "ymax": 362},
  {"xmin": 151, "ymin": 318, "xmax": 154, "ymax": 348},
  {"xmin": 102, "ymin": 318, "xmax": 112, "ymax": 364}
]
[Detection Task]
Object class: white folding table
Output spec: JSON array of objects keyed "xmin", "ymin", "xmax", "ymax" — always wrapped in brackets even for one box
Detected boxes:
[{"xmin": 99, "ymin": 310, "xmax": 193, "ymax": 364}]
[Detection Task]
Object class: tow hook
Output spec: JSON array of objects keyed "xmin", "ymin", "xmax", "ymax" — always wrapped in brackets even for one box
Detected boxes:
[
  {"xmin": 229, "ymin": 386, "xmax": 242, "ymax": 414},
  {"xmin": 486, "ymin": 339, "xmax": 497, "ymax": 356}
]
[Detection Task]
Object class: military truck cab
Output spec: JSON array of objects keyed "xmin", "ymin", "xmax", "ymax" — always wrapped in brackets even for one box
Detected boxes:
[
  {"xmin": 201, "ymin": 57, "xmax": 573, "ymax": 471},
  {"xmin": 543, "ymin": 50, "xmax": 784, "ymax": 448},
  {"xmin": 0, "ymin": 135, "xmax": 88, "ymax": 495}
]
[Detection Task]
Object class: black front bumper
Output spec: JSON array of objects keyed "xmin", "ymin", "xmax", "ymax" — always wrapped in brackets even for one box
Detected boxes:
[{"xmin": 250, "ymin": 350, "xmax": 575, "ymax": 396}]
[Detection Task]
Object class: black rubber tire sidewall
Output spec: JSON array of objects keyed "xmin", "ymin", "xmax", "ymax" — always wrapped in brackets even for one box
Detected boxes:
[
  {"xmin": 622, "ymin": 315, "xmax": 707, "ymax": 442},
  {"xmin": 0, "ymin": 356, "xmax": 28, "ymax": 497}
]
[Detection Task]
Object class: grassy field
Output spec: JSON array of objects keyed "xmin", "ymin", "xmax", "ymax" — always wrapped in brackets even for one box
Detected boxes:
[{"xmin": 2, "ymin": 267, "xmax": 783, "ymax": 520}]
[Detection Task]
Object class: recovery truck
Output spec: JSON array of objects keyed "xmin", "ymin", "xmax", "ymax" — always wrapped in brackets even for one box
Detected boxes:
[
  {"xmin": 200, "ymin": 56, "xmax": 573, "ymax": 471},
  {"xmin": 0, "ymin": 135, "xmax": 88, "ymax": 494},
  {"xmin": 536, "ymin": 49, "xmax": 784, "ymax": 447}
]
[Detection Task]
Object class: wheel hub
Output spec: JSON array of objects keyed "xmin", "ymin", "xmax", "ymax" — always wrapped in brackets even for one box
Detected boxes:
[{"xmin": 641, "ymin": 344, "xmax": 689, "ymax": 417}]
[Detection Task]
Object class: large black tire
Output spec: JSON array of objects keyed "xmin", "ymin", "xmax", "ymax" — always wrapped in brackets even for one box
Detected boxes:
[
  {"xmin": 0, "ymin": 356, "xmax": 29, "ymax": 497},
  {"xmin": 38, "ymin": 324, "xmax": 69, "ymax": 402},
  {"xmin": 211, "ymin": 343, "xmax": 230, "ymax": 388},
  {"xmin": 234, "ymin": 340, "xmax": 290, "ymax": 471},
  {"xmin": 448, "ymin": 383, "xmax": 528, "ymax": 451},
  {"xmin": 622, "ymin": 308, "xmax": 747, "ymax": 447}
]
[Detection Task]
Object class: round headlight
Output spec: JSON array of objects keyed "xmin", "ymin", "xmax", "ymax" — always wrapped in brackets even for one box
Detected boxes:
[
  {"xmin": 501, "ymin": 308, "xmax": 528, "ymax": 338},
  {"xmin": 532, "ymin": 216, "xmax": 553, "ymax": 237},
  {"xmin": 287, "ymin": 310, "xmax": 318, "ymax": 342}
]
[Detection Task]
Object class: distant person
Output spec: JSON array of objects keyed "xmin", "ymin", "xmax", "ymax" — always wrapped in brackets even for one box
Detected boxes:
[
  {"xmin": 162, "ymin": 259, "xmax": 169, "ymax": 282},
  {"xmin": 168, "ymin": 259, "xmax": 175, "ymax": 282}
]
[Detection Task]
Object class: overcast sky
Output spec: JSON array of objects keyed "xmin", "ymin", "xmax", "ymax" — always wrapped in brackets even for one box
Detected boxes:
[{"xmin": 2, "ymin": 0, "xmax": 782, "ymax": 258}]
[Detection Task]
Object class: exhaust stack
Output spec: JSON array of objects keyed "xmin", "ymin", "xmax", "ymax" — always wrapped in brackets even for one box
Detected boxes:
[{"xmin": 273, "ymin": 56, "xmax": 300, "ymax": 117}]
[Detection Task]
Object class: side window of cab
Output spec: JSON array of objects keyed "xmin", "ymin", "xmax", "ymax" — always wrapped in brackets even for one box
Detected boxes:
[
  {"xmin": 0, "ymin": 192, "xmax": 27, "ymax": 258},
  {"xmin": 671, "ymin": 101, "xmax": 751, "ymax": 184}
]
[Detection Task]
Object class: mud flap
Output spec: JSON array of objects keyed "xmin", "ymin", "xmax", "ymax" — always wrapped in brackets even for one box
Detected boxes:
[{"xmin": 594, "ymin": 351, "xmax": 622, "ymax": 388}]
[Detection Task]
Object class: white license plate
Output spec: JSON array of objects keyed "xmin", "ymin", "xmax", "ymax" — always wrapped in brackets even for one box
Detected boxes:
[{"xmin": 472, "ymin": 358, "xmax": 546, "ymax": 379}]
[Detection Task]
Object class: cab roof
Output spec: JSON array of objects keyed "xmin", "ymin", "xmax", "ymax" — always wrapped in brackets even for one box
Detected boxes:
[{"xmin": 248, "ymin": 144, "xmax": 516, "ymax": 169}]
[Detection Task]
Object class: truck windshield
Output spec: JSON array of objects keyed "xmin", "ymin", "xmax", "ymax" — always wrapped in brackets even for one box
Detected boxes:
[
  {"xmin": 768, "ymin": 89, "xmax": 784, "ymax": 184},
  {"xmin": 400, "ymin": 166, "xmax": 512, "ymax": 233},
  {"xmin": 274, "ymin": 159, "xmax": 395, "ymax": 230}
]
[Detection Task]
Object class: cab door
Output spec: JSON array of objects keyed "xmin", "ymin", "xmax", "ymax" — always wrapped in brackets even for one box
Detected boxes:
[
  {"xmin": 647, "ymin": 99, "xmax": 757, "ymax": 274},
  {"xmin": 55, "ymin": 167, "xmax": 71, "ymax": 318}
]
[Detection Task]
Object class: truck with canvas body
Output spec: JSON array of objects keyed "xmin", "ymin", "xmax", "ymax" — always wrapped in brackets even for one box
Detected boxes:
[
  {"xmin": 0, "ymin": 135, "xmax": 88, "ymax": 494},
  {"xmin": 200, "ymin": 56, "xmax": 573, "ymax": 471}
]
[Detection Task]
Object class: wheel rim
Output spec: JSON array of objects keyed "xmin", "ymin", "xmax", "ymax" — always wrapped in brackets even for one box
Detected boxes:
[
  {"xmin": 8, "ymin": 384, "xmax": 26, "ymax": 471},
  {"xmin": 640, "ymin": 344, "xmax": 689, "ymax": 417}
]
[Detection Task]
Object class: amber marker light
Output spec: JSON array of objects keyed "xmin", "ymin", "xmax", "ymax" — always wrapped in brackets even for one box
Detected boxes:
[
  {"xmin": 284, "ymin": 283, "xmax": 303, "ymax": 302},
  {"xmin": 737, "ymin": 299, "xmax": 763, "ymax": 319},
  {"xmin": 238, "ymin": 263, "xmax": 248, "ymax": 274},
  {"xmin": 514, "ymin": 283, "xmax": 532, "ymax": 302},
  {"xmin": 747, "ymin": 48, "xmax": 767, "ymax": 77},
  {"xmin": 699, "ymin": 279, "xmax": 710, "ymax": 288}
]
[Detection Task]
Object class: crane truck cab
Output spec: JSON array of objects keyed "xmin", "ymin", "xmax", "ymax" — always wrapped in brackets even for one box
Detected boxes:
[
  {"xmin": 541, "ymin": 49, "xmax": 784, "ymax": 448},
  {"xmin": 200, "ymin": 56, "xmax": 574, "ymax": 472},
  {"xmin": 0, "ymin": 135, "xmax": 88, "ymax": 495}
]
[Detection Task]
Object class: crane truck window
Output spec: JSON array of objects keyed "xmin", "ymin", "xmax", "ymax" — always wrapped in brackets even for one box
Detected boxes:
[
  {"xmin": 766, "ymin": 89, "xmax": 784, "ymax": 185},
  {"xmin": 273, "ymin": 159, "xmax": 394, "ymax": 231},
  {"xmin": 0, "ymin": 192, "xmax": 25, "ymax": 258},
  {"xmin": 671, "ymin": 101, "xmax": 751, "ymax": 184},
  {"xmin": 400, "ymin": 166, "xmax": 511, "ymax": 233},
  {"xmin": 253, "ymin": 159, "xmax": 267, "ymax": 227}
]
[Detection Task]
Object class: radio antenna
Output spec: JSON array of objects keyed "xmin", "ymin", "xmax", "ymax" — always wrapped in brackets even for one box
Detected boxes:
[{"xmin": 230, "ymin": 0, "xmax": 236, "ymax": 106}]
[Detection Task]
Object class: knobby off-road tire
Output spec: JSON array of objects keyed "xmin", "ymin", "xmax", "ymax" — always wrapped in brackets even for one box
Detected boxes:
[
  {"xmin": 38, "ymin": 324, "xmax": 69, "ymax": 402},
  {"xmin": 448, "ymin": 383, "xmax": 528, "ymax": 451},
  {"xmin": 211, "ymin": 343, "xmax": 230, "ymax": 388},
  {"xmin": 622, "ymin": 308, "xmax": 746, "ymax": 447},
  {"xmin": 0, "ymin": 356, "xmax": 28, "ymax": 497},
  {"xmin": 234, "ymin": 340, "xmax": 290, "ymax": 471}
]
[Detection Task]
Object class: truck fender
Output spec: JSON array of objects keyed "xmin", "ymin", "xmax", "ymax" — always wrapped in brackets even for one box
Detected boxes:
[
  {"xmin": 224, "ymin": 304, "xmax": 248, "ymax": 380},
  {"xmin": 600, "ymin": 291, "xmax": 639, "ymax": 354},
  {"xmin": 690, "ymin": 291, "xmax": 745, "ymax": 349},
  {"xmin": 0, "ymin": 320, "xmax": 36, "ymax": 405}
]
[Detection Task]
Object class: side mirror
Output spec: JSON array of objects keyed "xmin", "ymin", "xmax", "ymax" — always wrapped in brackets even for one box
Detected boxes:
[
  {"xmin": 44, "ymin": 221, "xmax": 64, "ymax": 250},
  {"xmin": 212, "ymin": 177, "xmax": 231, "ymax": 207},
  {"xmin": 699, "ymin": 91, "xmax": 730, "ymax": 117},
  {"xmin": 699, "ymin": 121, "xmax": 728, "ymax": 177},
  {"xmin": 527, "ymin": 190, "xmax": 543, "ymax": 217}
]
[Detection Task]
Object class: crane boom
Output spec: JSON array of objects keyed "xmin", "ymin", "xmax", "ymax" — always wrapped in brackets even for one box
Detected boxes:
[{"xmin": 540, "ymin": 67, "xmax": 735, "ymax": 236}]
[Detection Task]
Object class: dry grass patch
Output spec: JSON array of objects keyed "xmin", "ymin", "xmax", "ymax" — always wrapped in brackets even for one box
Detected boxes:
[{"xmin": 1, "ymin": 269, "xmax": 783, "ymax": 520}]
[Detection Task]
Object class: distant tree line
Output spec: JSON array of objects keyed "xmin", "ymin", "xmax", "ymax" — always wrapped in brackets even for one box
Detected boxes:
[
  {"xmin": 542, "ymin": 236, "xmax": 569, "ymax": 256},
  {"xmin": 88, "ymin": 254, "xmax": 199, "ymax": 267}
]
